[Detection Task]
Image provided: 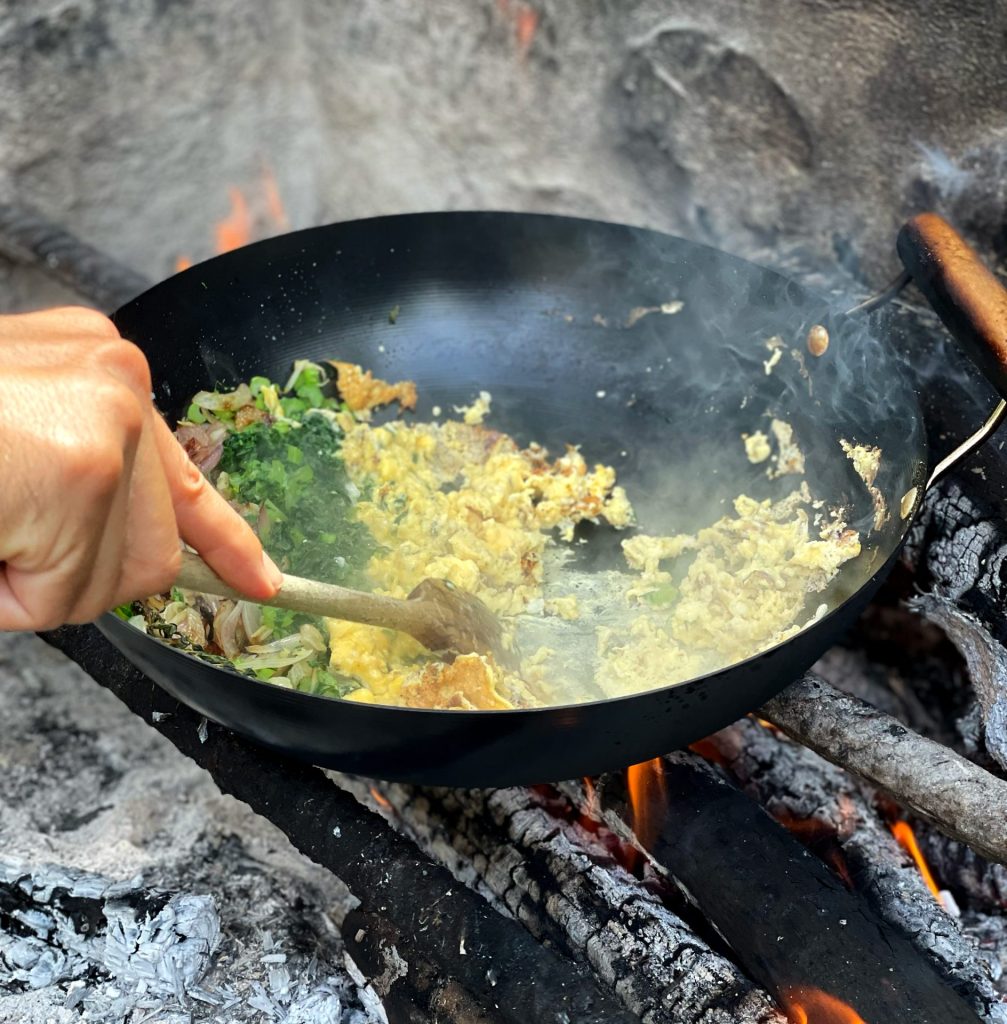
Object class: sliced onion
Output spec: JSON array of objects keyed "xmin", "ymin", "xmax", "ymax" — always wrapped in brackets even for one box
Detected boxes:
[
  {"xmin": 299, "ymin": 623, "xmax": 327, "ymax": 652},
  {"xmin": 245, "ymin": 632, "xmax": 307, "ymax": 655},
  {"xmin": 232, "ymin": 648, "xmax": 316, "ymax": 671},
  {"xmin": 191, "ymin": 384, "xmax": 254, "ymax": 411}
]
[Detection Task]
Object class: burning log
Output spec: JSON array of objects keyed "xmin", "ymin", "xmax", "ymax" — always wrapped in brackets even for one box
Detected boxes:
[
  {"xmin": 700, "ymin": 716, "xmax": 1006, "ymax": 1022},
  {"xmin": 920, "ymin": 831, "xmax": 1007, "ymax": 916},
  {"xmin": 571, "ymin": 753, "xmax": 985, "ymax": 1024},
  {"xmin": 40, "ymin": 624, "xmax": 637, "ymax": 1024},
  {"xmin": 761, "ymin": 673, "xmax": 1007, "ymax": 867},
  {"xmin": 338, "ymin": 778, "xmax": 786, "ymax": 1024}
]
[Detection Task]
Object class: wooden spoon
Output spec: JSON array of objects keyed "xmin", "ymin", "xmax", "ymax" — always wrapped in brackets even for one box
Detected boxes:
[{"xmin": 174, "ymin": 550, "xmax": 516, "ymax": 668}]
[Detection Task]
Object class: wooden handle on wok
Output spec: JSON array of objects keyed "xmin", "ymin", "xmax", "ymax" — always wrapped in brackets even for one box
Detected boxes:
[{"xmin": 897, "ymin": 212, "xmax": 1007, "ymax": 398}]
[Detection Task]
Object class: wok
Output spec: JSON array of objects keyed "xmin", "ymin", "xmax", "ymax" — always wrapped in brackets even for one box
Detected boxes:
[{"xmin": 97, "ymin": 211, "xmax": 1006, "ymax": 786}]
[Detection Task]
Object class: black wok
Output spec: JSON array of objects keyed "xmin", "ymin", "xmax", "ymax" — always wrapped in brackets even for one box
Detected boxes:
[{"xmin": 96, "ymin": 211, "xmax": 1004, "ymax": 786}]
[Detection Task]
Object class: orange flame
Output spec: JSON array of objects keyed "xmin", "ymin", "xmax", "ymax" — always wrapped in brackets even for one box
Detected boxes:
[
  {"xmin": 773, "ymin": 812, "xmax": 854, "ymax": 890},
  {"xmin": 173, "ymin": 165, "xmax": 288, "ymax": 271},
  {"xmin": 626, "ymin": 758, "xmax": 666, "ymax": 851},
  {"xmin": 582, "ymin": 776, "xmax": 599, "ymax": 823},
  {"xmin": 215, "ymin": 186, "xmax": 253, "ymax": 254},
  {"xmin": 370, "ymin": 786, "xmax": 392, "ymax": 811},
  {"xmin": 783, "ymin": 987, "xmax": 868, "ymax": 1023},
  {"xmin": 262, "ymin": 165, "xmax": 290, "ymax": 231},
  {"xmin": 891, "ymin": 821, "xmax": 941, "ymax": 902},
  {"xmin": 496, "ymin": 0, "xmax": 538, "ymax": 57}
]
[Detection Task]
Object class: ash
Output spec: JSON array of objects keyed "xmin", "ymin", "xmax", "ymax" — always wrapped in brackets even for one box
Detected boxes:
[{"xmin": 0, "ymin": 631, "xmax": 385, "ymax": 1024}]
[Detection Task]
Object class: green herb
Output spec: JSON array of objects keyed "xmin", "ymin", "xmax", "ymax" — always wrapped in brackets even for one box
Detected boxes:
[
  {"xmin": 218, "ymin": 414, "xmax": 376, "ymax": 585},
  {"xmin": 388, "ymin": 304, "xmax": 400, "ymax": 324}
]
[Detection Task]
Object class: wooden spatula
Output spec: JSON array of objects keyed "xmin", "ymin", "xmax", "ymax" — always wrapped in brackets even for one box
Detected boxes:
[{"xmin": 174, "ymin": 550, "xmax": 515, "ymax": 667}]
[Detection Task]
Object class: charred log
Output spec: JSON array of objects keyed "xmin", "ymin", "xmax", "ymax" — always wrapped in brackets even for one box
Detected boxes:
[
  {"xmin": 41, "ymin": 624, "xmax": 638, "ymax": 1024},
  {"xmin": 338, "ymin": 778, "xmax": 786, "ymax": 1024},
  {"xmin": 761, "ymin": 673, "xmax": 1007, "ymax": 866},
  {"xmin": 0, "ymin": 201, "xmax": 151, "ymax": 311},
  {"xmin": 700, "ymin": 717, "xmax": 1006, "ymax": 1022},
  {"xmin": 920, "ymin": 831, "xmax": 1007, "ymax": 916},
  {"xmin": 576, "ymin": 753, "xmax": 984, "ymax": 1024}
]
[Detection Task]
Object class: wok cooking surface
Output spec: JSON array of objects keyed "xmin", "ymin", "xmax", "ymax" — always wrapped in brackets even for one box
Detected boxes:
[{"xmin": 103, "ymin": 212, "xmax": 926, "ymax": 784}]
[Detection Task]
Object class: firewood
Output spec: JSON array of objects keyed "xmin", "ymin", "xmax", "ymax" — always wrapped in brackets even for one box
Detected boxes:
[
  {"xmin": 337, "ymin": 777, "xmax": 787, "ymax": 1024},
  {"xmin": 702, "ymin": 716, "xmax": 1006, "ymax": 1022},
  {"xmin": 571, "ymin": 752, "xmax": 984, "ymax": 1024},
  {"xmin": 41, "ymin": 625, "xmax": 638, "ymax": 1024},
  {"xmin": 761, "ymin": 673, "xmax": 1007, "ymax": 867},
  {"xmin": 0, "ymin": 201, "xmax": 151, "ymax": 311}
]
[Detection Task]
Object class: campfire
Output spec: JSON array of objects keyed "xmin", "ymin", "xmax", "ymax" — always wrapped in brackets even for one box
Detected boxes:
[{"xmin": 3, "ymin": 3, "xmax": 1007, "ymax": 1023}]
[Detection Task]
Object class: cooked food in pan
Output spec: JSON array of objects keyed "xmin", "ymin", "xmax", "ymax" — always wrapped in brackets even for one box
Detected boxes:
[{"xmin": 118, "ymin": 358, "xmax": 863, "ymax": 710}]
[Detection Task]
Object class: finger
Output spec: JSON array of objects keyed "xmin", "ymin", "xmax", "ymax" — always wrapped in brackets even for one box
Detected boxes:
[{"xmin": 152, "ymin": 415, "xmax": 282, "ymax": 600}]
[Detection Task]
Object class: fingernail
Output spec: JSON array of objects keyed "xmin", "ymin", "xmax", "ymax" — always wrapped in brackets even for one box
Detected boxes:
[{"xmin": 262, "ymin": 551, "xmax": 284, "ymax": 590}]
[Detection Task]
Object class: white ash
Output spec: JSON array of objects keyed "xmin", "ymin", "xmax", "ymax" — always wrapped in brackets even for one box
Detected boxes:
[{"xmin": 0, "ymin": 631, "xmax": 383, "ymax": 1024}]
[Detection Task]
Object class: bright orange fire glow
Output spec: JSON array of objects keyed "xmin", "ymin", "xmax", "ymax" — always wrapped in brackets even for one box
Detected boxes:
[
  {"xmin": 262, "ymin": 165, "xmax": 290, "ymax": 230},
  {"xmin": 773, "ymin": 812, "xmax": 854, "ymax": 890},
  {"xmin": 582, "ymin": 776, "xmax": 599, "ymax": 822},
  {"xmin": 496, "ymin": 0, "xmax": 538, "ymax": 57},
  {"xmin": 215, "ymin": 186, "xmax": 253, "ymax": 254},
  {"xmin": 783, "ymin": 987, "xmax": 868, "ymax": 1023},
  {"xmin": 174, "ymin": 256, "xmax": 193, "ymax": 272},
  {"xmin": 891, "ymin": 820, "xmax": 942, "ymax": 902},
  {"xmin": 626, "ymin": 758, "xmax": 666, "ymax": 851},
  {"xmin": 370, "ymin": 787, "xmax": 392, "ymax": 811}
]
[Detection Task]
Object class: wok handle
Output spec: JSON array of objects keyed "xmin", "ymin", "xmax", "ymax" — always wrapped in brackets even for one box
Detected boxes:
[{"xmin": 897, "ymin": 213, "xmax": 1007, "ymax": 398}]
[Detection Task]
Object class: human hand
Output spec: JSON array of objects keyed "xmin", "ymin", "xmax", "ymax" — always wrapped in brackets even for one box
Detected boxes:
[{"xmin": 0, "ymin": 307, "xmax": 282, "ymax": 630}]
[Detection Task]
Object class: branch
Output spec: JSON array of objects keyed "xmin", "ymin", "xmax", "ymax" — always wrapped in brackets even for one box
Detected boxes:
[{"xmin": 761, "ymin": 673, "xmax": 1007, "ymax": 865}]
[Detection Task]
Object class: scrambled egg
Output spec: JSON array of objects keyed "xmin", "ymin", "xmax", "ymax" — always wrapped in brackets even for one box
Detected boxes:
[
  {"xmin": 318, "ymin": 370, "xmax": 862, "ymax": 711},
  {"xmin": 840, "ymin": 439, "xmax": 887, "ymax": 530},
  {"xmin": 327, "ymin": 409, "xmax": 633, "ymax": 709}
]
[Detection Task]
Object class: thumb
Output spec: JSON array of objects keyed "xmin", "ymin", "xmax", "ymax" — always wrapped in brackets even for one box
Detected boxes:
[{"xmin": 152, "ymin": 415, "xmax": 283, "ymax": 601}]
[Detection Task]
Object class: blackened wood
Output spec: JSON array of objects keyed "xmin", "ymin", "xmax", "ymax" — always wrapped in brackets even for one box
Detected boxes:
[
  {"xmin": 703, "ymin": 717, "xmax": 1007, "ymax": 1023},
  {"xmin": 905, "ymin": 478, "xmax": 1007, "ymax": 771},
  {"xmin": 0, "ymin": 201, "xmax": 152, "ymax": 310},
  {"xmin": 762, "ymin": 673, "xmax": 1007, "ymax": 866},
  {"xmin": 592, "ymin": 752, "xmax": 983, "ymax": 1024},
  {"xmin": 342, "ymin": 779, "xmax": 786, "ymax": 1024},
  {"xmin": 40, "ymin": 624, "xmax": 638, "ymax": 1024},
  {"xmin": 921, "ymin": 831, "xmax": 1007, "ymax": 915}
]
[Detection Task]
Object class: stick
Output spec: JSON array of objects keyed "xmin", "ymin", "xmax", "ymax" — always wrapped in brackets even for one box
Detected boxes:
[{"xmin": 761, "ymin": 673, "xmax": 1007, "ymax": 865}]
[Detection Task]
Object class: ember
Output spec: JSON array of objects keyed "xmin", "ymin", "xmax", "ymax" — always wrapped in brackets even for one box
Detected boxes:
[
  {"xmin": 783, "ymin": 987, "xmax": 868, "ymax": 1024},
  {"xmin": 626, "ymin": 757, "xmax": 666, "ymax": 852}
]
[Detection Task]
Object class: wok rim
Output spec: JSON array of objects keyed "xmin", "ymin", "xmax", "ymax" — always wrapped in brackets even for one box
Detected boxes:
[{"xmin": 105, "ymin": 209, "xmax": 930, "ymax": 721}]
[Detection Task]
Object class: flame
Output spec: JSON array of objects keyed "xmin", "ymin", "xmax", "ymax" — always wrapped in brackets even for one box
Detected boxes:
[
  {"xmin": 582, "ymin": 776, "xmax": 599, "ymax": 822},
  {"xmin": 783, "ymin": 987, "xmax": 868, "ymax": 1023},
  {"xmin": 370, "ymin": 786, "xmax": 392, "ymax": 811},
  {"xmin": 215, "ymin": 186, "xmax": 253, "ymax": 254},
  {"xmin": 773, "ymin": 812, "xmax": 854, "ymax": 890},
  {"xmin": 891, "ymin": 820, "xmax": 941, "ymax": 902},
  {"xmin": 496, "ymin": 0, "xmax": 538, "ymax": 57},
  {"xmin": 175, "ymin": 256, "xmax": 193, "ymax": 272},
  {"xmin": 626, "ymin": 758, "xmax": 666, "ymax": 851},
  {"xmin": 262, "ymin": 165, "xmax": 290, "ymax": 230}
]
